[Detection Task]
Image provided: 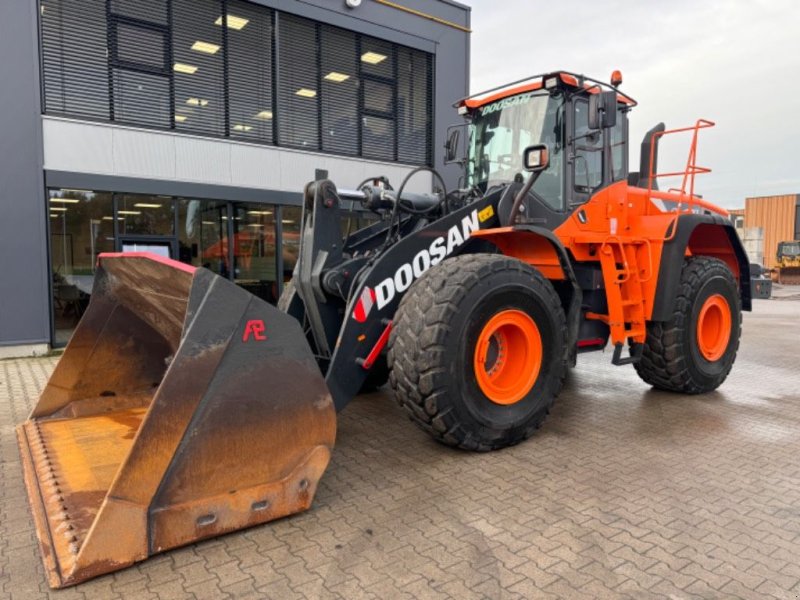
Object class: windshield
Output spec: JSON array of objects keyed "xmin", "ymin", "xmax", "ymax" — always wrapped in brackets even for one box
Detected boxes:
[
  {"xmin": 467, "ymin": 92, "xmax": 564, "ymax": 209},
  {"xmin": 782, "ymin": 242, "xmax": 800, "ymax": 256}
]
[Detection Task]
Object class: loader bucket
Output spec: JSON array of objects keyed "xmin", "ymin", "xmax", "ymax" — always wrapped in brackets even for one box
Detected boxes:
[
  {"xmin": 16, "ymin": 253, "xmax": 335, "ymax": 588},
  {"xmin": 778, "ymin": 266, "xmax": 800, "ymax": 285}
]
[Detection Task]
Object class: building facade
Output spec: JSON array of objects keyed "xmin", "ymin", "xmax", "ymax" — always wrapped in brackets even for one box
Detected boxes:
[
  {"xmin": 0, "ymin": 0, "xmax": 470, "ymax": 355},
  {"xmin": 742, "ymin": 195, "xmax": 800, "ymax": 269}
]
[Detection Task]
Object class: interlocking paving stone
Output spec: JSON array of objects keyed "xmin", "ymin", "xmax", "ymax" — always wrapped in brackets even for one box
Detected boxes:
[{"xmin": 2, "ymin": 298, "xmax": 800, "ymax": 598}]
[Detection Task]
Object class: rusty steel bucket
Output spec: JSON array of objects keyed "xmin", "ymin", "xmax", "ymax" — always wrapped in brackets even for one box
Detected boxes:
[{"xmin": 16, "ymin": 253, "xmax": 336, "ymax": 588}]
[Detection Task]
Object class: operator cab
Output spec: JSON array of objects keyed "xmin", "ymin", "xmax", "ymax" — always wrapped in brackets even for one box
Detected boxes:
[
  {"xmin": 778, "ymin": 241, "xmax": 800, "ymax": 259},
  {"xmin": 456, "ymin": 72, "xmax": 634, "ymax": 228}
]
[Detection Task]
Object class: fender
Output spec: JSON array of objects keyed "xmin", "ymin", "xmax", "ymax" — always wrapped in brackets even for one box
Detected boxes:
[
  {"xmin": 470, "ymin": 225, "xmax": 583, "ymax": 366},
  {"xmin": 651, "ymin": 213, "xmax": 752, "ymax": 322}
]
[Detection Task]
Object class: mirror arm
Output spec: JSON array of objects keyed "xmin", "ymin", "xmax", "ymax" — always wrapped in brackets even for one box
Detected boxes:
[{"xmin": 509, "ymin": 170, "xmax": 544, "ymax": 226}]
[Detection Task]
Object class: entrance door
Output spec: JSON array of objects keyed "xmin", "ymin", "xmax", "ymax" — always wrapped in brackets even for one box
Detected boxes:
[{"xmin": 114, "ymin": 194, "xmax": 179, "ymax": 258}]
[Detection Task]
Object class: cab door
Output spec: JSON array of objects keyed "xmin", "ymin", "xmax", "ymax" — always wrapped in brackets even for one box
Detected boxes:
[{"xmin": 567, "ymin": 99, "xmax": 628, "ymax": 208}]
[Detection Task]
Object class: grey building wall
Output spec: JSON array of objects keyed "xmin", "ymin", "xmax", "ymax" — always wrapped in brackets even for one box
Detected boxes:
[{"xmin": 0, "ymin": 0, "xmax": 50, "ymax": 351}]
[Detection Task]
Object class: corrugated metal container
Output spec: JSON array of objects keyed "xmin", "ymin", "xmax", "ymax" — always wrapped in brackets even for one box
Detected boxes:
[{"xmin": 745, "ymin": 195, "xmax": 798, "ymax": 268}]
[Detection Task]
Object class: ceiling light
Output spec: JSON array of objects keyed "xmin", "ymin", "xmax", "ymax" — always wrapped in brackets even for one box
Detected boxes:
[
  {"xmin": 50, "ymin": 198, "xmax": 80, "ymax": 204},
  {"xmin": 282, "ymin": 220, "xmax": 295, "ymax": 224},
  {"xmin": 174, "ymin": 63, "xmax": 198, "ymax": 74},
  {"xmin": 102, "ymin": 216, "xmax": 125, "ymax": 221},
  {"xmin": 134, "ymin": 203, "xmax": 162, "ymax": 208},
  {"xmin": 361, "ymin": 51, "xmax": 387, "ymax": 64},
  {"xmin": 175, "ymin": 115, "xmax": 188, "ymax": 123},
  {"xmin": 50, "ymin": 207, "xmax": 68, "ymax": 212},
  {"xmin": 295, "ymin": 88, "xmax": 317, "ymax": 98},
  {"xmin": 186, "ymin": 98, "xmax": 209, "ymax": 107},
  {"xmin": 247, "ymin": 223, "xmax": 263, "ymax": 228},
  {"xmin": 233, "ymin": 124, "xmax": 253, "ymax": 132},
  {"xmin": 117, "ymin": 210, "xmax": 141, "ymax": 215},
  {"xmin": 247, "ymin": 210, "xmax": 272, "ymax": 215},
  {"xmin": 255, "ymin": 110, "xmax": 273, "ymax": 120},
  {"xmin": 214, "ymin": 15, "xmax": 249, "ymax": 30},
  {"xmin": 191, "ymin": 40, "xmax": 220, "ymax": 54},
  {"xmin": 50, "ymin": 214, "xmax": 59, "ymax": 218},
  {"xmin": 201, "ymin": 221, "xmax": 216, "ymax": 225},
  {"xmin": 324, "ymin": 71, "xmax": 350, "ymax": 83}
]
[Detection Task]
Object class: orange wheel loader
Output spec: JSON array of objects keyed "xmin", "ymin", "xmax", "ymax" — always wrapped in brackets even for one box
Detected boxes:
[{"xmin": 17, "ymin": 71, "xmax": 751, "ymax": 587}]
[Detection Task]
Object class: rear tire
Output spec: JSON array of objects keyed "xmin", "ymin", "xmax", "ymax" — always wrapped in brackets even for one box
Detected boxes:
[
  {"xmin": 388, "ymin": 254, "xmax": 568, "ymax": 451},
  {"xmin": 634, "ymin": 256, "xmax": 741, "ymax": 394}
]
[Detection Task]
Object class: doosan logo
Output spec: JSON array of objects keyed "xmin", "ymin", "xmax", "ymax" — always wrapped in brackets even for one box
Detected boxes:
[{"xmin": 352, "ymin": 210, "xmax": 480, "ymax": 321}]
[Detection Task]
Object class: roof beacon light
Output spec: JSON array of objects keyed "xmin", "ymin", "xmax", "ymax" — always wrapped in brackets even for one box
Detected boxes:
[{"xmin": 611, "ymin": 70, "xmax": 623, "ymax": 87}]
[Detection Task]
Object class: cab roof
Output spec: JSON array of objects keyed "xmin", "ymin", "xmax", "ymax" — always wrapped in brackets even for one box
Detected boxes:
[{"xmin": 458, "ymin": 71, "xmax": 637, "ymax": 112}]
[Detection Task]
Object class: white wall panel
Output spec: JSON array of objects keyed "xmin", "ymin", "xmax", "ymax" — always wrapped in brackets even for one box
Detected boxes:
[
  {"xmin": 42, "ymin": 117, "xmax": 432, "ymax": 195},
  {"xmin": 230, "ymin": 144, "xmax": 283, "ymax": 189},
  {"xmin": 42, "ymin": 120, "xmax": 114, "ymax": 174},
  {"xmin": 113, "ymin": 128, "xmax": 175, "ymax": 179},
  {"xmin": 174, "ymin": 137, "xmax": 230, "ymax": 185}
]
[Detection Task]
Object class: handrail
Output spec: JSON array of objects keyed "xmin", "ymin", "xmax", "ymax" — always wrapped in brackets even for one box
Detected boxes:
[{"xmin": 647, "ymin": 119, "xmax": 715, "ymax": 215}]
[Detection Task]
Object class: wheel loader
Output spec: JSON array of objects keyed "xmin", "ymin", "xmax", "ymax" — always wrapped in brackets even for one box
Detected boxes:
[
  {"xmin": 17, "ymin": 71, "xmax": 751, "ymax": 587},
  {"xmin": 775, "ymin": 240, "xmax": 800, "ymax": 284}
]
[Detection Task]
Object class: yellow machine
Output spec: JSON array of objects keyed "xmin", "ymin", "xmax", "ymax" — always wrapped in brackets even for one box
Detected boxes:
[{"xmin": 776, "ymin": 241, "xmax": 800, "ymax": 284}]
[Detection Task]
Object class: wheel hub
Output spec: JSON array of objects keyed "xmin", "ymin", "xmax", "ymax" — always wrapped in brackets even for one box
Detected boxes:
[
  {"xmin": 696, "ymin": 293, "xmax": 732, "ymax": 362},
  {"xmin": 473, "ymin": 309, "xmax": 542, "ymax": 405}
]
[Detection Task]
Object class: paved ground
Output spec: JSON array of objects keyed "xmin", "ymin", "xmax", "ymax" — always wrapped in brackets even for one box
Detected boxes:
[{"xmin": 2, "ymin": 295, "xmax": 800, "ymax": 600}]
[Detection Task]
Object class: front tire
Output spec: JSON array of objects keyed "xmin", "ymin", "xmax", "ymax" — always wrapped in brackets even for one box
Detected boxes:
[
  {"xmin": 388, "ymin": 254, "xmax": 568, "ymax": 451},
  {"xmin": 634, "ymin": 256, "xmax": 741, "ymax": 394}
]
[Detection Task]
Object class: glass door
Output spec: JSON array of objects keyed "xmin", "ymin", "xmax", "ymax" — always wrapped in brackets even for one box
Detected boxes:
[{"xmin": 114, "ymin": 194, "xmax": 178, "ymax": 258}]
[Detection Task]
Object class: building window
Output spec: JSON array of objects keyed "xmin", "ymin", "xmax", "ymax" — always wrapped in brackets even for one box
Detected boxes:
[
  {"xmin": 281, "ymin": 206, "xmax": 302, "ymax": 283},
  {"xmin": 277, "ymin": 15, "xmax": 319, "ymax": 149},
  {"xmin": 232, "ymin": 203, "xmax": 279, "ymax": 303},
  {"xmin": 47, "ymin": 187, "xmax": 302, "ymax": 345},
  {"xmin": 116, "ymin": 194, "xmax": 175, "ymax": 235},
  {"xmin": 108, "ymin": 3, "xmax": 172, "ymax": 127},
  {"xmin": 172, "ymin": 0, "xmax": 226, "ymax": 135},
  {"xmin": 40, "ymin": 0, "xmax": 109, "ymax": 119},
  {"xmin": 48, "ymin": 189, "xmax": 115, "ymax": 345},
  {"xmin": 179, "ymin": 199, "xmax": 231, "ymax": 277},
  {"xmin": 320, "ymin": 26, "xmax": 358, "ymax": 156},
  {"xmin": 227, "ymin": 0, "xmax": 275, "ymax": 142},
  {"xmin": 40, "ymin": 0, "xmax": 433, "ymax": 165}
]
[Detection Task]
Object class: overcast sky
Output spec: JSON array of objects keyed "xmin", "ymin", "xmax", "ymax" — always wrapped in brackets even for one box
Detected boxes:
[{"xmin": 459, "ymin": 0, "xmax": 800, "ymax": 208}]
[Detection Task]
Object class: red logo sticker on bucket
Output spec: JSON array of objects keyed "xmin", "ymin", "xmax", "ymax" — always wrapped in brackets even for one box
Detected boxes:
[
  {"xmin": 353, "ymin": 287, "xmax": 376, "ymax": 323},
  {"xmin": 243, "ymin": 319, "xmax": 267, "ymax": 342}
]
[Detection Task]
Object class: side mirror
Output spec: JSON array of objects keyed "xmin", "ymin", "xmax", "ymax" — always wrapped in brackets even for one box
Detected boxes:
[
  {"xmin": 522, "ymin": 144, "xmax": 550, "ymax": 172},
  {"xmin": 444, "ymin": 127, "xmax": 461, "ymax": 163},
  {"xmin": 588, "ymin": 90, "xmax": 618, "ymax": 130}
]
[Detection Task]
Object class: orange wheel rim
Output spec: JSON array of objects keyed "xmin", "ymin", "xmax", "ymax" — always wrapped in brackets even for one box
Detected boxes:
[
  {"xmin": 473, "ymin": 309, "xmax": 542, "ymax": 405},
  {"xmin": 696, "ymin": 294, "xmax": 732, "ymax": 361}
]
